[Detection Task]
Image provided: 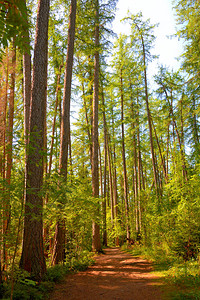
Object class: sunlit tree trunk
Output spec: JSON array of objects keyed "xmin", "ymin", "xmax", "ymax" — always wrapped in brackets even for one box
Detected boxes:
[
  {"xmin": 120, "ymin": 68, "xmax": 130, "ymax": 242},
  {"xmin": 0, "ymin": 51, "xmax": 8, "ymax": 278},
  {"xmin": 20, "ymin": 0, "xmax": 50, "ymax": 280},
  {"xmin": 52, "ymin": 0, "xmax": 77, "ymax": 265},
  {"xmin": 48, "ymin": 66, "xmax": 62, "ymax": 174},
  {"xmin": 111, "ymin": 107, "xmax": 119, "ymax": 246},
  {"xmin": 151, "ymin": 119, "xmax": 168, "ymax": 182},
  {"xmin": 3, "ymin": 41, "xmax": 16, "ymax": 271},
  {"xmin": 101, "ymin": 88, "xmax": 107, "ymax": 246},
  {"xmin": 92, "ymin": 0, "xmax": 101, "ymax": 252}
]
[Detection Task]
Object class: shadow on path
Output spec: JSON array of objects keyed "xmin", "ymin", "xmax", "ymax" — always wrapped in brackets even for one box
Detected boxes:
[{"xmin": 51, "ymin": 247, "xmax": 164, "ymax": 300}]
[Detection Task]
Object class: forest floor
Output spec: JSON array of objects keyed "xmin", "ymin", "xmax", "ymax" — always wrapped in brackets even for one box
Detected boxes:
[{"xmin": 50, "ymin": 247, "xmax": 167, "ymax": 300}]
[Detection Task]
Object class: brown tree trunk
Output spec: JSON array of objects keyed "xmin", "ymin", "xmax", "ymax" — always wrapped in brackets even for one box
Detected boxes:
[
  {"xmin": 92, "ymin": 0, "xmax": 101, "ymax": 252},
  {"xmin": 161, "ymin": 84, "xmax": 188, "ymax": 181},
  {"xmin": 20, "ymin": 0, "xmax": 50, "ymax": 280},
  {"xmin": 120, "ymin": 69, "xmax": 130, "ymax": 243},
  {"xmin": 23, "ymin": 0, "xmax": 31, "ymax": 151},
  {"xmin": 0, "ymin": 51, "xmax": 8, "ymax": 279},
  {"xmin": 3, "ymin": 42, "xmax": 16, "ymax": 271},
  {"xmin": 111, "ymin": 108, "xmax": 119, "ymax": 245},
  {"xmin": 107, "ymin": 136, "xmax": 114, "ymax": 222},
  {"xmin": 135, "ymin": 26, "xmax": 159, "ymax": 195},
  {"xmin": 52, "ymin": 0, "xmax": 77, "ymax": 265},
  {"xmin": 101, "ymin": 86, "xmax": 107, "ymax": 246},
  {"xmin": 142, "ymin": 48, "xmax": 159, "ymax": 194},
  {"xmin": 48, "ymin": 66, "xmax": 62, "ymax": 174},
  {"xmin": 151, "ymin": 119, "xmax": 168, "ymax": 182},
  {"xmin": 82, "ymin": 81, "xmax": 92, "ymax": 163}
]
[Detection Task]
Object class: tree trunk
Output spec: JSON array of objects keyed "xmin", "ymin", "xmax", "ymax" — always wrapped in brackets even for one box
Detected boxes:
[
  {"xmin": 48, "ymin": 66, "xmax": 62, "ymax": 174},
  {"xmin": 141, "ymin": 39, "xmax": 159, "ymax": 195},
  {"xmin": 20, "ymin": 0, "xmax": 50, "ymax": 280},
  {"xmin": 0, "ymin": 51, "xmax": 8, "ymax": 279},
  {"xmin": 151, "ymin": 118, "xmax": 168, "ymax": 182},
  {"xmin": 120, "ymin": 68, "xmax": 130, "ymax": 243},
  {"xmin": 92, "ymin": 0, "xmax": 101, "ymax": 252},
  {"xmin": 82, "ymin": 81, "xmax": 92, "ymax": 163},
  {"xmin": 52, "ymin": 0, "xmax": 76, "ymax": 265},
  {"xmin": 101, "ymin": 87, "xmax": 107, "ymax": 246},
  {"xmin": 3, "ymin": 42, "xmax": 16, "ymax": 271},
  {"xmin": 23, "ymin": 0, "xmax": 31, "ymax": 152},
  {"xmin": 111, "ymin": 107, "xmax": 119, "ymax": 246},
  {"xmin": 107, "ymin": 136, "xmax": 114, "ymax": 222}
]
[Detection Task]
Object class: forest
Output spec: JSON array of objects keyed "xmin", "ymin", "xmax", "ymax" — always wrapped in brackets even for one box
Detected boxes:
[{"xmin": 0, "ymin": 0, "xmax": 200, "ymax": 299}]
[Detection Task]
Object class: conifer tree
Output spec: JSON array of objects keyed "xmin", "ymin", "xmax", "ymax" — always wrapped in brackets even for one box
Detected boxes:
[{"xmin": 20, "ymin": 0, "xmax": 50, "ymax": 280}]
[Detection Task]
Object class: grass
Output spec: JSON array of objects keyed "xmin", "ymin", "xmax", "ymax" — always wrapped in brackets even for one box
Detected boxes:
[{"xmin": 122, "ymin": 244, "xmax": 200, "ymax": 299}]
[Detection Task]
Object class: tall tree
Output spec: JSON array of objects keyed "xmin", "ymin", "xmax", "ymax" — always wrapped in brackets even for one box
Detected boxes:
[
  {"xmin": 3, "ymin": 41, "xmax": 16, "ymax": 271},
  {"xmin": 125, "ymin": 13, "xmax": 160, "ymax": 195},
  {"xmin": 120, "ymin": 68, "xmax": 130, "ymax": 242},
  {"xmin": 51, "ymin": 0, "xmax": 77, "ymax": 265},
  {"xmin": 92, "ymin": 0, "xmax": 101, "ymax": 252},
  {"xmin": 20, "ymin": 0, "xmax": 50, "ymax": 280}
]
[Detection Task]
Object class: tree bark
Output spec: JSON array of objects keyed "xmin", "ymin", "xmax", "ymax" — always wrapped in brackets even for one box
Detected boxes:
[
  {"xmin": 3, "ymin": 42, "xmax": 16, "ymax": 271},
  {"xmin": 52, "ymin": 0, "xmax": 77, "ymax": 265},
  {"xmin": 20, "ymin": 0, "xmax": 50, "ymax": 280},
  {"xmin": 92, "ymin": 0, "xmax": 101, "ymax": 252},
  {"xmin": 0, "ymin": 50, "xmax": 8, "ymax": 278},
  {"xmin": 101, "ymin": 86, "xmax": 107, "ymax": 246},
  {"xmin": 141, "ymin": 38, "xmax": 159, "ymax": 194},
  {"xmin": 48, "ymin": 66, "xmax": 62, "ymax": 174},
  {"xmin": 120, "ymin": 68, "xmax": 130, "ymax": 242}
]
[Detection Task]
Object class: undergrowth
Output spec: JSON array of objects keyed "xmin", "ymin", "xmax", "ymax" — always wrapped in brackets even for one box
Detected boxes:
[
  {"xmin": 0, "ymin": 251, "xmax": 94, "ymax": 300},
  {"xmin": 122, "ymin": 244, "xmax": 200, "ymax": 299}
]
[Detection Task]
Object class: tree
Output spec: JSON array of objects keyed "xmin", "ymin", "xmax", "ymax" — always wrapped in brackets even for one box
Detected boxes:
[
  {"xmin": 0, "ymin": 0, "xmax": 28, "ymax": 57},
  {"xmin": 91, "ymin": 0, "xmax": 101, "ymax": 252},
  {"xmin": 125, "ymin": 13, "xmax": 160, "ymax": 196},
  {"xmin": 20, "ymin": 0, "xmax": 50, "ymax": 280},
  {"xmin": 51, "ymin": 0, "xmax": 77, "ymax": 265}
]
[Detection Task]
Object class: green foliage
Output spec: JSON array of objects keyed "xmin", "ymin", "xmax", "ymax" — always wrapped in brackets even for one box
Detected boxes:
[
  {"xmin": 45, "ymin": 265, "xmax": 68, "ymax": 283},
  {"xmin": 43, "ymin": 172, "xmax": 100, "ymax": 254},
  {"xmin": 165, "ymin": 260, "xmax": 200, "ymax": 299},
  {"xmin": 1, "ymin": 251, "xmax": 94, "ymax": 299},
  {"xmin": 0, "ymin": 0, "xmax": 30, "ymax": 56},
  {"xmin": 124, "ymin": 244, "xmax": 200, "ymax": 299}
]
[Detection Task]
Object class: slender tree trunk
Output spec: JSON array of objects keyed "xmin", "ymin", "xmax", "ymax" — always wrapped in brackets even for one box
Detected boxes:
[
  {"xmin": 82, "ymin": 81, "xmax": 92, "ymax": 163},
  {"xmin": 99, "ymin": 144, "xmax": 103, "ymax": 197},
  {"xmin": 111, "ymin": 108, "xmax": 119, "ymax": 245},
  {"xmin": 20, "ymin": 0, "xmax": 50, "ymax": 280},
  {"xmin": 23, "ymin": 0, "xmax": 31, "ymax": 154},
  {"xmin": 120, "ymin": 69, "xmax": 130, "ymax": 242},
  {"xmin": 44, "ymin": 66, "xmax": 62, "ymax": 255},
  {"xmin": 135, "ymin": 26, "xmax": 159, "ymax": 194},
  {"xmin": 151, "ymin": 119, "xmax": 168, "ymax": 182},
  {"xmin": 0, "ymin": 52, "xmax": 8, "ymax": 280},
  {"xmin": 107, "ymin": 137, "xmax": 114, "ymax": 222},
  {"xmin": 162, "ymin": 84, "xmax": 188, "ymax": 180},
  {"xmin": 142, "ymin": 45, "xmax": 159, "ymax": 194},
  {"xmin": 52, "ymin": 0, "xmax": 77, "ymax": 265},
  {"xmin": 48, "ymin": 66, "xmax": 62, "ymax": 174},
  {"xmin": 101, "ymin": 89, "xmax": 107, "ymax": 246},
  {"xmin": 92, "ymin": 0, "xmax": 101, "ymax": 252},
  {"xmin": 191, "ymin": 96, "xmax": 199, "ymax": 147},
  {"xmin": 3, "ymin": 41, "xmax": 16, "ymax": 271}
]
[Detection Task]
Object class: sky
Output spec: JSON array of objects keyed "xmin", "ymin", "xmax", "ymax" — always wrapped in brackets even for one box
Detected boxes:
[{"xmin": 112, "ymin": 0, "xmax": 183, "ymax": 76}]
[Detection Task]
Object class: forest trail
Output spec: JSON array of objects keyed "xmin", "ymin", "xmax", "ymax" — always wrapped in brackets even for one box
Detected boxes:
[{"xmin": 50, "ymin": 247, "xmax": 164, "ymax": 300}]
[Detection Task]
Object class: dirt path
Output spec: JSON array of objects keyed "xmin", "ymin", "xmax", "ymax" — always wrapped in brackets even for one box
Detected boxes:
[{"xmin": 50, "ymin": 248, "xmax": 164, "ymax": 300}]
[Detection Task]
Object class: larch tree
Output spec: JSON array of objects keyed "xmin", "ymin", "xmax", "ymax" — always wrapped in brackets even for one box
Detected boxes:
[
  {"xmin": 20, "ymin": 0, "xmax": 50, "ymax": 280},
  {"xmin": 125, "ymin": 13, "xmax": 160, "ymax": 196},
  {"xmin": 51, "ymin": 0, "xmax": 77, "ymax": 265},
  {"xmin": 92, "ymin": 0, "xmax": 101, "ymax": 252}
]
